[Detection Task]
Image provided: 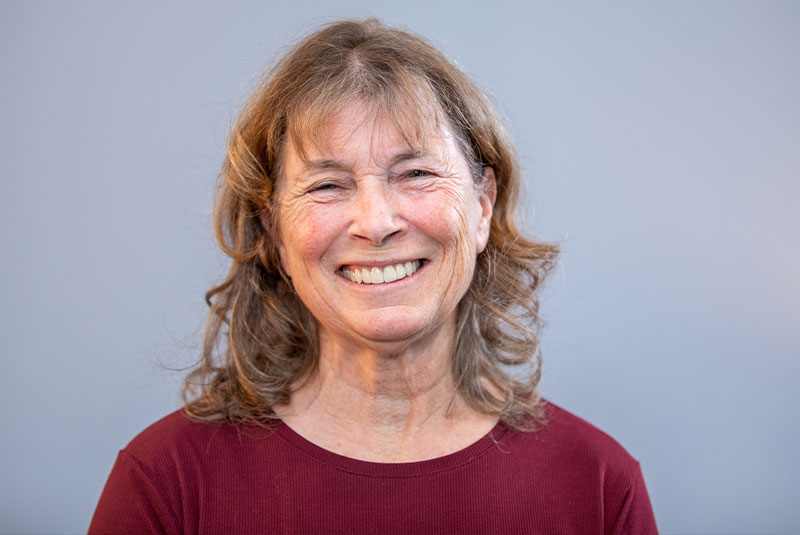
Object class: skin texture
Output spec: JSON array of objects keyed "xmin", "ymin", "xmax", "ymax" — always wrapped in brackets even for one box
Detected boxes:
[{"xmin": 274, "ymin": 101, "xmax": 498, "ymax": 462}]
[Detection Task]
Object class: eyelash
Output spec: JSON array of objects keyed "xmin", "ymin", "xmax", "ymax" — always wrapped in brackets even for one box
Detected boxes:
[
  {"xmin": 312, "ymin": 183, "xmax": 340, "ymax": 191},
  {"xmin": 308, "ymin": 170, "xmax": 433, "ymax": 194}
]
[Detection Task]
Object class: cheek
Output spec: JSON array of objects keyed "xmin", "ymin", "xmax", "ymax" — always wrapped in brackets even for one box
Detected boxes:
[
  {"xmin": 404, "ymin": 190, "xmax": 475, "ymax": 253},
  {"xmin": 280, "ymin": 203, "xmax": 342, "ymax": 267}
]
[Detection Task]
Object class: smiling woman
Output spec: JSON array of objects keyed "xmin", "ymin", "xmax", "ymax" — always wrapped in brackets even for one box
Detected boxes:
[
  {"xmin": 90, "ymin": 18, "xmax": 657, "ymax": 534},
  {"xmin": 276, "ymin": 101, "xmax": 493, "ymax": 350}
]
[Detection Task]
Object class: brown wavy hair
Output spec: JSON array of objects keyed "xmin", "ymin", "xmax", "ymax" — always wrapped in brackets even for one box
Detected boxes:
[{"xmin": 182, "ymin": 18, "xmax": 559, "ymax": 431}]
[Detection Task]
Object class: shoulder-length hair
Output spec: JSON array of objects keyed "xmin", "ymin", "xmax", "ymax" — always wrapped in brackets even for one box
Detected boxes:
[{"xmin": 183, "ymin": 18, "xmax": 559, "ymax": 431}]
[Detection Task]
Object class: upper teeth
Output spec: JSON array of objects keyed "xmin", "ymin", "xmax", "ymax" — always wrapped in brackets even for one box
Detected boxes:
[{"xmin": 342, "ymin": 260, "xmax": 421, "ymax": 285}]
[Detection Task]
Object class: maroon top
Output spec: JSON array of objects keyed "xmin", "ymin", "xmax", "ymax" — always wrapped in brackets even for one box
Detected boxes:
[{"xmin": 90, "ymin": 402, "xmax": 657, "ymax": 534}]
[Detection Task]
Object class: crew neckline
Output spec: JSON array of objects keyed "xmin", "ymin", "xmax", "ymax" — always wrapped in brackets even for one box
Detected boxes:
[{"xmin": 274, "ymin": 419, "xmax": 509, "ymax": 478}]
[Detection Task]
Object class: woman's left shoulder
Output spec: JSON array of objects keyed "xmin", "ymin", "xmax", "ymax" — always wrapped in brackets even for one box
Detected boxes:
[
  {"xmin": 497, "ymin": 401, "xmax": 658, "ymax": 533},
  {"xmin": 498, "ymin": 400, "xmax": 650, "ymax": 494},
  {"xmin": 522, "ymin": 401, "xmax": 644, "ymax": 470}
]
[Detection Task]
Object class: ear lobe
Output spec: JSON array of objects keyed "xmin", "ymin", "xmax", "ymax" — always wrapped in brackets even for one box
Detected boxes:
[
  {"xmin": 278, "ymin": 244, "xmax": 291, "ymax": 277},
  {"xmin": 476, "ymin": 166, "xmax": 496, "ymax": 254}
]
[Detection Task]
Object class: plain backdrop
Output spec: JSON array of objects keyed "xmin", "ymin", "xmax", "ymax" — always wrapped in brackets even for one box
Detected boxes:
[{"xmin": 2, "ymin": 1, "xmax": 798, "ymax": 534}]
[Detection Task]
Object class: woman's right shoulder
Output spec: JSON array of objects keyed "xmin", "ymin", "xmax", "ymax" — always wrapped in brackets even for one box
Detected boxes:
[
  {"xmin": 125, "ymin": 409, "xmax": 215, "ymax": 447},
  {"xmin": 122, "ymin": 409, "xmax": 280, "ymax": 469},
  {"xmin": 91, "ymin": 411, "xmax": 281, "ymax": 533}
]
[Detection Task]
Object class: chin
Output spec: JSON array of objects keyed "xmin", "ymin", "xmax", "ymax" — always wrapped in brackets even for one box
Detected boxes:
[
  {"xmin": 358, "ymin": 320, "xmax": 426, "ymax": 344},
  {"xmin": 347, "ymin": 308, "xmax": 451, "ymax": 347}
]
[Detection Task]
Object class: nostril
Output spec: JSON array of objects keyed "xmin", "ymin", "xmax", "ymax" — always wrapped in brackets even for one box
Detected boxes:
[{"xmin": 347, "ymin": 182, "xmax": 408, "ymax": 244}]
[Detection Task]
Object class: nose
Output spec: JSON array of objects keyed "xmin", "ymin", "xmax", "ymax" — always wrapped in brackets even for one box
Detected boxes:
[{"xmin": 348, "ymin": 181, "xmax": 405, "ymax": 245}]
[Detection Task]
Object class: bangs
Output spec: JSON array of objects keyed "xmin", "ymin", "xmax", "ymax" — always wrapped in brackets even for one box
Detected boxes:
[{"xmin": 285, "ymin": 71, "xmax": 448, "ymax": 166}]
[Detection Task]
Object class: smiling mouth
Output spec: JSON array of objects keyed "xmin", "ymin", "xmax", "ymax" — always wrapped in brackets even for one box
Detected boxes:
[{"xmin": 339, "ymin": 260, "xmax": 423, "ymax": 285}]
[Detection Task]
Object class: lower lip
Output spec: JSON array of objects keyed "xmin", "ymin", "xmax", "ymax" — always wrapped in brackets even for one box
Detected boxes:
[{"xmin": 338, "ymin": 261, "xmax": 427, "ymax": 287}]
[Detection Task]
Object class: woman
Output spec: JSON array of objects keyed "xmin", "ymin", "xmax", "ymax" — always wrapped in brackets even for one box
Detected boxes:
[{"xmin": 91, "ymin": 19, "xmax": 657, "ymax": 534}]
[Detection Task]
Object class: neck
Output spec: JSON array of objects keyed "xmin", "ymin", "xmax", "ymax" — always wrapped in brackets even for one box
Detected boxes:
[
  {"xmin": 291, "ymin": 318, "xmax": 460, "ymax": 428},
  {"xmin": 275, "ymin": 319, "xmax": 498, "ymax": 461}
]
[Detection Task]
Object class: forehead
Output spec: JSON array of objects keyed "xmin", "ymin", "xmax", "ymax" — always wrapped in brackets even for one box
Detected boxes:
[{"xmin": 285, "ymin": 100, "xmax": 456, "ymax": 171}]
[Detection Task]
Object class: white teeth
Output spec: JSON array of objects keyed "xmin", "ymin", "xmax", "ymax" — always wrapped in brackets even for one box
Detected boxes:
[
  {"xmin": 383, "ymin": 265, "xmax": 397, "ymax": 282},
  {"xmin": 342, "ymin": 260, "xmax": 422, "ymax": 285}
]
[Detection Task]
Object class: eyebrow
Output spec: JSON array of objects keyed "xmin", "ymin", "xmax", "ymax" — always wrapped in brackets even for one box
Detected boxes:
[{"xmin": 303, "ymin": 150, "xmax": 427, "ymax": 172}]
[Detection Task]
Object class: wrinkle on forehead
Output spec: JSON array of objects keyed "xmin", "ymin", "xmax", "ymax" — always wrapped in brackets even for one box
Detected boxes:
[{"xmin": 287, "ymin": 90, "xmax": 448, "ymax": 171}]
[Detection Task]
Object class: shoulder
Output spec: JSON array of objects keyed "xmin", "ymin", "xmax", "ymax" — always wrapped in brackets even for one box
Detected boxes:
[
  {"xmin": 503, "ymin": 401, "xmax": 644, "ymax": 485},
  {"xmin": 537, "ymin": 401, "xmax": 640, "ymax": 466},
  {"xmin": 498, "ymin": 402, "xmax": 657, "ymax": 533},
  {"xmin": 125, "ymin": 410, "xmax": 222, "ymax": 448},
  {"xmin": 123, "ymin": 410, "xmax": 218, "ymax": 458},
  {"xmin": 122, "ymin": 410, "xmax": 280, "ymax": 473},
  {"xmin": 92, "ymin": 412, "xmax": 280, "ymax": 534}
]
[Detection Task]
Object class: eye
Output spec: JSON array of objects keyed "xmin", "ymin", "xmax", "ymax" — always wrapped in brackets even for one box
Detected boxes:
[
  {"xmin": 404, "ymin": 169, "xmax": 433, "ymax": 178},
  {"xmin": 309, "ymin": 182, "xmax": 341, "ymax": 193}
]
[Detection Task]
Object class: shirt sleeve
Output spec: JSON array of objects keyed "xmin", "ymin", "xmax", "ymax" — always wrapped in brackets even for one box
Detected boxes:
[
  {"xmin": 609, "ymin": 462, "xmax": 658, "ymax": 535},
  {"xmin": 89, "ymin": 449, "xmax": 181, "ymax": 535}
]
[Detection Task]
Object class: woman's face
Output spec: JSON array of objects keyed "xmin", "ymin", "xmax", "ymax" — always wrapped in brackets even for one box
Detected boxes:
[{"xmin": 275, "ymin": 101, "xmax": 494, "ymax": 349}]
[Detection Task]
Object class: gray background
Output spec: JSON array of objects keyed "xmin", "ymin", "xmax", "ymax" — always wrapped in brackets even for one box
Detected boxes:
[{"xmin": 2, "ymin": 1, "xmax": 798, "ymax": 533}]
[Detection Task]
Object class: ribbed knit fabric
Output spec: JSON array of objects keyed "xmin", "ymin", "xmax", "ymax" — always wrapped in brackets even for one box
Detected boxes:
[{"xmin": 89, "ymin": 402, "xmax": 657, "ymax": 534}]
